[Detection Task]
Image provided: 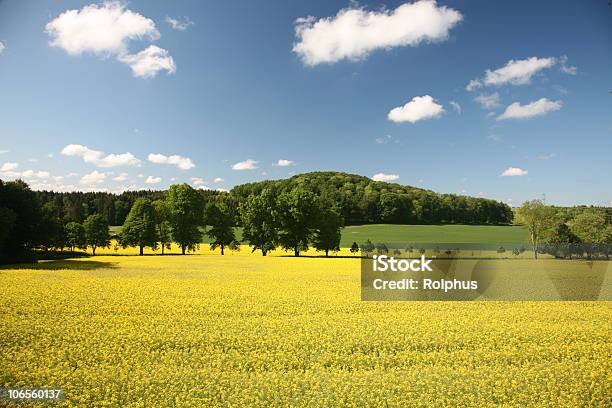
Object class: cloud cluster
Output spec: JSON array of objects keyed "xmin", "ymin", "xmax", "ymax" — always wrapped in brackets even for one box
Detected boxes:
[
  {"xmin": 1, "ymin": 162, "xmax": 18, "ymax": 171},
  {"xmin": 293, "ymin": 1, "xmax": 462, "ymax": 66},
  {"xmin": 474, "ymin": 92, "xmax": 500, "ymax": 110},
  {"xmin": 145, "ymin": 175, "xmax": 162, "ymax": 184},
  {"xmin": 276, "ymin": 159, "xmax": 294, "ymax": 167},
  {"xmin": 372, "ymin": 173, "xmax": 399, "ymax": 182},
  {"xmin": 467, "ymin": 56, "xmax": 557, "ymax": 90},
  {"xmin": 165, "ymin": 16, "xmax": 194, "ymax": 31},
  {"xmin": 388, "ymin": 95, "xmax": 444, "ymax": 123},
  {"xmin": 46, "ymin": 1, "xmax": 175, "ymax": 78},
  {"xmin": 147, "ymin": 153, "xmax": 195, "ymax": 170},
  {"xmin": 80, "ymin": 170, "xmax": 106, "ymax": 185},
  {"xmin": 232, "ymin": 159, "xmax": 258, "ymax": 170},
  {"xmin": 61, "ymin": 144, "xmax": 141, "ymax": 167},
  {"xmin": 500, "ymin": 167, "xmax": 528, "ymax": 177},
  {"xmin": 497, "ymin": 98, "xmax": 562, "ymax": 121}
]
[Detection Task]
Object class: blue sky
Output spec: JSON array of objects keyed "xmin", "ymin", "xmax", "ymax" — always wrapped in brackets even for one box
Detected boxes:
[{"xmin": 0, "ymin": 0, "xmax": 610, "ymax": 206}]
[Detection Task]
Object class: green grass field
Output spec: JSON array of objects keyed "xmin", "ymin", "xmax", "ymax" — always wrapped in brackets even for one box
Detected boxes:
[{"xmin": 110, "ymin": 224, "xmax": 528, "ymax": 247}]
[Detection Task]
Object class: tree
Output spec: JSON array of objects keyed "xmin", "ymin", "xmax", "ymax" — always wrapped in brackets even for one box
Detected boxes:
[
  {"xmin": 83, "ymin": 214, "xmax": 111, "ymax": 255},
  {"xmin": 546, "ymin": 222, "xmax": 581, "ymax": 259},
  {"xmin": 65, "ymin": 222, "xmax": 86, "ymax": 252},
  {"xmin": 239, "ymin": 189, "xmax": 278, "ymax": 256},
  {"xmin": 166, "ymin": 184, "xmax": 203, "ymax": 255},
  {"xmin": 312, "ymin": 205, "xmax": 343, "ymax": 257},
  {"xmin": 205, "ymin": 202, "xmax": 239, "ymax": 255},
  {"xmin": 350, "ymin": 242, "xmax": 360, "ymax": 255},
  {"xmin": 276, "ymin": 189, "xmax": 319, "ymax": 257},
  {"xmin": 571, "ymin": 211, "xmax": 607, "ymax": 259},
  {"xmin": 515, "ymin": 200, "xmax": 556, "ymax": 259},
  {"xmin": 153, "ymin": 199, "xmax": 172, "ymax": 255},
  {"xmin": 119, "ymin": 198, "xmax": 158, "ymax": 255}
]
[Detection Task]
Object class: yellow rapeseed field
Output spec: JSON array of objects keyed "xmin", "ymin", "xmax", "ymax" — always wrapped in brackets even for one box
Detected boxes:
[{"xmin": 1, "ymin": 254, "xmax": 610, "ymax": 407}]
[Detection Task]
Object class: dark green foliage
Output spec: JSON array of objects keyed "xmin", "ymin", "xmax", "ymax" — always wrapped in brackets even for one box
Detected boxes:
[
  {"xmin": 152, "ymin": 200, "xmax": 172, "ymax": 255},
  {"xmin": 204, "ymin": 202, "xmax": 239, "ymax": 255},
  {"xmin": 239, "ymin": 189, "xmax": 278, "ymax": 256},
  {"xmin": 119, "ymin": 198, "xmax": 158, "ymax": 255},
  {"xmin": 166, "ymin": 184, "xmax": 203, "ymax": 255},
  {"xmin": 276, "ymin": 189, "xmax": 319, "ymax": 257},
  {"xmin": 65, "ymin": 222, "xmax": 87, "ymax": 251},
  {"xmin": 313, "ymin": 204, "xmax": 343, "ymax": 256},
  {"xmin": 83, "ymin": 214, "xmax": 111, "ymax": 255}
]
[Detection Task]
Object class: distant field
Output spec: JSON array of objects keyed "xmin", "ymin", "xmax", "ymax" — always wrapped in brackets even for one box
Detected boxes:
[{"xmin": 110, "ymin": 224, "xmax": 528, "ymax": 247}]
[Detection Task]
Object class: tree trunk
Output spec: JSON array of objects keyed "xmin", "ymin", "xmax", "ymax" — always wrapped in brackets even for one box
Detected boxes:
[
  {"xmin": 139, "ymin": 245, "xmax": 144, "ymax": 256},
  {"xmin": 262, "ymin": 249, "xmax": 267, "ymax": 256},
  {"xmin": 161, "ymin": 244, "xmax": 165, "ymax": 255},
  {"xmin": 221, "ymin": 245, "xmax": 225, "ymax": 255},
  {"xmin": 181, "ymin": 245, "xmax": 186, "ymax": 255},
  {"xmin": 92, "ymin": 245, "xmax": 96, "ymax": 256},
  {"xmin": 325, "ymin": 249, "xmax": 329, "ymax": 257},
  {"xmin": 294, "ymin": 247, "xmax": 300, "ymax": 257}
]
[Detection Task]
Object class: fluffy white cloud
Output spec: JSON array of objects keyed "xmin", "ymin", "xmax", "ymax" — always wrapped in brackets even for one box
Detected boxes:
[
  {"xmin": 372, "ymin": 173, "xmax": 399, "ymax": 182},
  {"xmin": 474, "ymin": 92, "xmax": 500, "ymax": 110},
  {"xmin": 113, "ymin": 172, "xmax": 128, "ymax": 181},
  {"xmin": 501, "ymin": 167, "xmax": 528, "ymax": 177},
  {"xmin": 147, "ymin": 153, "xmax": 194, "ymax": 170},
  {"xmin": 213, "ymin": 177, "xmax": 224, "ymax": 183},
  {"xmin": 293, "ymin": 1, "xmax": 462, "ymax": 66},
  {"xmin": 21, "ymin": 170, "xmax": 51, "ymax": 179},
  {"xmin": 497, "ymin": 98, "xmax": 562, "ymax": 121},
  {"xmin": 232, "ymin": 159, "xmax": 258, "ymax": 170},
  {"xmin": 145, "ymin": 175, "xmax": 162, "ymax": 184},
  {"xmin": 467, "ymin": 57, "xmax": 556, "ymax": 90},
  {"xmin": 0, "ymin": 41, "xmax": 5, "ymax": 54},
  {"xmin": 165, "ymin": 16, "xmax": 194, "ymax": 31},
  {"xmin": 276, "ymin": 159, "xmax": 294, "ymax": 167},
  {"xmin": 190, "ymin": 177, "xmax": 205, "ymax": 186},
  {"xmin": 45, "ymin": 1, "xmax": 159, "ymax": 55},
  {"xmin": 80, "ymin": 170, "xmax": 106, "ymax": 185},
  {"xmin": 1, "ymin": 162, "xmax": 18, "ymax": 171},
  {"xmin": 61, "ymin": 144, "xmax": 141, "ymax": 167},
  {"xmin": 449, "ymin": 101, "xmax": 461, "ymax": 114},
  {"xmin": 388, "ymin": 95, "xmax": 444, "ymax": 123},
  {"xmin": 118, "ymin": 45, "xmax": 176, "ymax": 78}
]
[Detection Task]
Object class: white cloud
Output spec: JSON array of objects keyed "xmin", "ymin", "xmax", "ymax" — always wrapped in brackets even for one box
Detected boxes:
[
  {"xmin": 113, "ymin": 172, "xmax": 128, "ymax": 181},
  {"xmin": 497, "ymin": 98, "xmax": 562, "ymax": 121},
  {"xmin": 449, "ymin": 101, "xmax": 461, "ymax": 114},
  {"xmin": 232, "ymin": 159, "xmax": 258, "ymax": 170},
  {"xmin": 147, "ymin": 153, "xmax": 194, "ymax": 170},
  {"xmin": 293, "ymin": 1, "xmax": 462, "ymax": 66},
  {"xmin": 467, "ymin": 56, "xmax": 556, "ymax": 90},
  {"xmin": 45, "ymin": 1, "xmax": 159, "ymax": 55},
  {"xmin": 190, "ymin": 177, "xmax": 205, "ymax": 186},
  {"xmin": 61, "ymin": 144, "xmax": 141, "ymax": 167},
  {"xmin": 375, "ymin": 135, "xmax": 393, "ymax": 144},
  {"xmin": 372, "ymin": 173, "xmax": 399, "ymax": 182},
  {"xmin": 80, "ymin": 170, "xmax": 106, "ymax": 185},
  {"xmin": 558, "ymin": 55, "xmax": 577, "ymax": 75},
  {"xmin": 213, "ymin": 177, "xmax": 224, "ymax": 183},
  {"xmin": 145, "ymin": 175, "xmax": 162, "ymax": 184},
  {"xmin": 276, "ymin": 159, "xmax": 294, "ymax": 167},
  {"xmin": 18, "ymin": 170, "xmax": 51, "ymax": 179},
  {"xmin": 1, "ymin": 162, "xmax": 18, "ymax": 171},
  {"xmin": 118, "ymin": 45, "xmax": 176, "ymax": 78},
  {"xmin": 0, "ymin": 41, "xmax": 5, "ymax": 54},
  {"xmin": 501, "ymin": 167, "xmax": 528, "ymax": 177},
  {"xmin": 474, "ymin": 92, "xmax": 500, "ymax": 110},
  {"xmin": 388, "ymin": 95, "xmax": 444, "ymax": 123},
  {"xmin": 165, "ymin": 16, "xmax": 194, "ymax": 31}
]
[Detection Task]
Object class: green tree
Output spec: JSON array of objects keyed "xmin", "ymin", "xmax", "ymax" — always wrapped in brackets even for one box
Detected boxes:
[
  {"xmin": 166, "ymin": 184, "xmax": 203, "ymax": 255},
  {"xmin": 312, "ymin": 205, "xmax": 343, "ymax": 257},
  {"xmin": 119, "ymin": 198, "xmax": 158, "ymax": 255},
  {"xmin": 239, "ymin": 189, "xmax": 278, "ymax": 256},
  {"xmin": 349, "ymin": 242, "xmax": 360, "ymax": 255},
  {"xmin": 276, "ymin": 189, "xmax": 319, "ymax": 257},
  {"xmin": 83, "ymin": 214, "xmax": 111, "ymax": 255},
  {"xmin": 570, "ymin": 211, "xmax": 606, "ymax": 243},
  {"xmin": 153, "ymin": 199, "xmax": 172, "ymax": 255},
  {"xmin": 515, "ymin": 200, "xmax": 556, "ymax": 259},
  {"xmin": 205, "ymin": 202, "xmax": 239, "ymax": 255},
  {"xmin": 65, "ymin": 222, "xmax": 86, "ymax": 252}
]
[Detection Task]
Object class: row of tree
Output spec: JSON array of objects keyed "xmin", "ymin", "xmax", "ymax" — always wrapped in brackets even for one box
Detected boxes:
[{"xmin": 515, "ymin": 200, "xmax": 612, "ymax": 259}]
